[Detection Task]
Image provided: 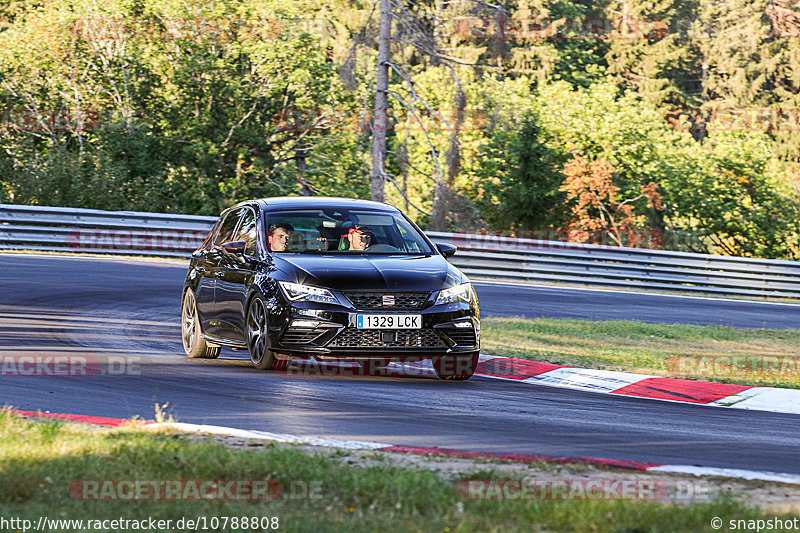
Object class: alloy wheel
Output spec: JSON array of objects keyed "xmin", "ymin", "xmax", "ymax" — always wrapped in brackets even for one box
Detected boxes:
[
  {"xmin": 182, "ymin": 290, "xmax": 197, "ymax": 353},
  {"xmin": 247, "ymin": 298, "xmax": 268, "ymax": 365}
]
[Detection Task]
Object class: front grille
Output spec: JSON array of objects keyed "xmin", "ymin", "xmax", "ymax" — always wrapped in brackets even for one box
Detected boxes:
[
  {"xmin": 345, "ymin": 292, "xmax": 430, "ymax": 310},
  {"xmin": 328, "ymin": 328, "xmax": 446, "ymax": 349},
  {"xmin": 440, "ymin": 328, "xmax": 477, "ymax": 347},
  {"xmin": 281, "ymin": 329, "xmax": 325, "ymax": 345}
]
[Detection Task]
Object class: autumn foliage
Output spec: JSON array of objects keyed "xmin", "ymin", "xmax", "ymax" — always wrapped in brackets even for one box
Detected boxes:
[{"xmin": 559, "ymin": 156, "xmax": 665, "ymax": 248}]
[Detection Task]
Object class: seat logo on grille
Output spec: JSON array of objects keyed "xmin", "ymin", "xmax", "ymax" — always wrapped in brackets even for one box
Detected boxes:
[{"xmin": 382, "ymin": 295, "xmax": 395, "ymax": 306}]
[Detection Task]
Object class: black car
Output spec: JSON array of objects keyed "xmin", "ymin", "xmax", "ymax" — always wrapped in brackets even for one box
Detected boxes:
[{"xmin": 181, "ymin": 197, "xmax": 480, "ymax": 380}]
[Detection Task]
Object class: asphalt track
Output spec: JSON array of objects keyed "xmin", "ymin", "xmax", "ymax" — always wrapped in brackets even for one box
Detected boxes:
[
  {"xmin": 1, "ymin": 253, "xmax": 800, "ymax": 474},
  {"xmin": 473, "ymin": 281, "xmax": 800, "ymax": 329}
]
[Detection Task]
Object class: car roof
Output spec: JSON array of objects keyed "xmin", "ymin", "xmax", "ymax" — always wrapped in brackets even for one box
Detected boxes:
[{"xmin": 252, "ymin": 197, "xmax": 400, "ymax": 212}]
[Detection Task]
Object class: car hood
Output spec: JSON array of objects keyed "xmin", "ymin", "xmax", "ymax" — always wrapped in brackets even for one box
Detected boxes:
[{"xmin": 272, "ymin": 254, "xmax": 464, "ymax": 292}]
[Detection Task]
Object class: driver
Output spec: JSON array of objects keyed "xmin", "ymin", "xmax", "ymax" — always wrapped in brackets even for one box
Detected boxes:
[
  {"xmin": 267, "ymin": 223, "xmax": 293, "ymax": 252},
  {"xmin": 347, "ymin": 225, "xmax": 373, "ymax": 251}
]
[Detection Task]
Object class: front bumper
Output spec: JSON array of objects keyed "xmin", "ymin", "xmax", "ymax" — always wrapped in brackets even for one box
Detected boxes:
[{"xmin": 268, "ymin": 292, "xmax": 479, "ymax": 360}]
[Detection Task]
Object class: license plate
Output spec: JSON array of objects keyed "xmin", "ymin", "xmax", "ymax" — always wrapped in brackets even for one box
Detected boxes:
[{"xmin": 356, "ymin": 314, "xmax": 421, "ymax": 329}]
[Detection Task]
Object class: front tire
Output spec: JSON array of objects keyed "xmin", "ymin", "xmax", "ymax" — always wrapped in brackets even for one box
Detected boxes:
[
  {"xmin": 182, "ymin": 288, "xmax": 220, "ymax": 359},
  {"xmin": 432, "ymin": 352, "xmax": 479, "ymax": 381},
  {"xmin": 246, "ymin": 295, "xmax": 284, "ymax": 370}
]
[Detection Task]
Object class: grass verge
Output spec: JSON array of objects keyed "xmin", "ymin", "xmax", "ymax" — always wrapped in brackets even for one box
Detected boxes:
[
  {"xmin": 481, "ymin": 317, "xmax": 800, "ymax": 388},
  {"xmin": 0, "ymin": 412, "xmax": 795, "ymax": 533}
]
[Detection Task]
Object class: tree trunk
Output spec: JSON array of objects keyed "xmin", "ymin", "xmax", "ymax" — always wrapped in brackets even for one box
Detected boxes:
[
  {"xmin": 296, "ymin": 148, "xmax": 311, "ymax": 196},
  {"xmin": 429, "ymin": 89, "xmax": 465, "ymax": 231},
  {"xmin": 371, "ymin": 0, "xmax": 391, "ymax": 203}
]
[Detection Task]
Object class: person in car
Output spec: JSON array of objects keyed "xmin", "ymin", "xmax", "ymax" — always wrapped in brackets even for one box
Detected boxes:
[
  {"xmin": 347, "ymin": 225, "xmax": 373, "ymax": 251},
  {"xmin": 267, "ymin": 223, "xmax": 293, "ymax": 252}
]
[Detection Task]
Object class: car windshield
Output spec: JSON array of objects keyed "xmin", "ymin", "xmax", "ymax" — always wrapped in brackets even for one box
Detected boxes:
[{"xmin": 264, "ymin": 208, "xmax": 433, "ymax": 255}]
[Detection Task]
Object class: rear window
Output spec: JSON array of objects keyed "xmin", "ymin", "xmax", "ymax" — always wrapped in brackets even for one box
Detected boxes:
[{"xmin": 264, "ymin": 209, "xmax": 432, "ymax": 255}]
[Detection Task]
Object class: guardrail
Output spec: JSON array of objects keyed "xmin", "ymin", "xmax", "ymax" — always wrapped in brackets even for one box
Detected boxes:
[
  {"xmin": 427, "ymin": 232, "xmax": 800, "ymax": 300},
  {"xmin": 2, "ymin": 203, "xmax": 800, "ymax": 300},
  {"xmin": 0, "ymin": 204, "xmax": 216, "ymax": 258}
]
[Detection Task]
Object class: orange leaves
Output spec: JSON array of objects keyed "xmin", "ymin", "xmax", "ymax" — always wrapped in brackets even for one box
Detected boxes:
[
  {"xmin": 561, "ymin": 156, "xmax": 618, "ymax": 214},
  {"xmin": 559, "ymin": 156, "xmax": 664, "ymax": 247},
  {"xmin": 641, "ymin": 182, "xmax": 664, "ymax": 210}
]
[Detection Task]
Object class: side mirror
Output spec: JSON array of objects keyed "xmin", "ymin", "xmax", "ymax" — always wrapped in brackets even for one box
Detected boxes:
[
  {"xmin": 221, "ymin": 240, "xmax": 246, "ymax": 254},
  {"xmin": 435, "ymin": 242, "xmax": 457, "ymax": 258}
]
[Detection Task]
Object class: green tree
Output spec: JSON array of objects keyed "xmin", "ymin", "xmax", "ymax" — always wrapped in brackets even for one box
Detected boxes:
[
  {"xmin": 659, "ymin": 129, "xmax": 799, "ymax": 258},
  {"xmin": 0, "ymin": 0, "xmax": 359, "ymax": 214},
  {"xmin": 470, "ymin": 115, "xmax": 569, "ymax": 231},
  {"xmin": 605, "ymin": 0, "xmax": 702, "ymax": 112}
]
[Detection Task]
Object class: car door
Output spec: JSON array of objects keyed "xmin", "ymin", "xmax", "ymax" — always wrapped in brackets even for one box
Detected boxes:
[
  {"xmin": 202, "ymin": 208, "xmax": 243, "ymax": 339},
  {"xmin": 193, "ymin": 218, "xmax": 223, "ymax": 332},
  {"xmin": 213, "ymin": 206, "xmax": 258, "ymax": 342}
]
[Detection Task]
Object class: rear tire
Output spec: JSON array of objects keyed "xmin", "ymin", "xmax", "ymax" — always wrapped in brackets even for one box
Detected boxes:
[
  {"xmin": 182, "ymin": 289, "xmax": 221, "ymax": 359},
  {"xmin": 247, "ymin": 295, "xmax": 283, "ymax": 370},
  {"xmin": 432, "ymin": 352, "xmax": 479, "ymax": 381}
]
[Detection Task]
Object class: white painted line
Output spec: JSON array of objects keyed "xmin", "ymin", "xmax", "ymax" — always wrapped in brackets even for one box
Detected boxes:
[
  {"xmin": 710, "ymin": 388, "xmax": 800, "ymax": 415},
  {"xmin": 522, "ymin": 367, "xmax": 653, "ymax": 394},
  {"xmin": 475, "ymin": 354, "xmax": 800, "ymax": 417},
  {"xmin": 709, "ymin": 387, "xmax": 768, "ymax": 408},
  {"xmin": 149, "ymin": 422, "xmax": 391, "ymax": 450},
  {"xmin": 153, "ymin": 421, "xmax": 800, "ymax": 485},
  {"xmin": 648, "ymin": 465, "xmax": 800, "ymax": 484}
]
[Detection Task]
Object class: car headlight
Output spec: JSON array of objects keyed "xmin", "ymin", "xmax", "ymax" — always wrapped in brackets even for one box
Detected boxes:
[
  {"xmin": 279, "ymin": 281, "xmax": 339, "ymax": 304},
  {"xmin": 435, "ymin": 283, "xmax": 473, "ymax": 305}
]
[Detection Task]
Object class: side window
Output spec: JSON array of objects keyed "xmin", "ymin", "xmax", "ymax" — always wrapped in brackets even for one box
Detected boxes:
[
  {"xmin": 234, "ymin": 208, "xmax": 258, "ymax": 254},
  {"xmin": 214, "ymin": 209, "xmax": 243, "ymax": 246},
  {"xmin": 200, "ymin": 219, "xmax": 220, "ymax": 250},
  {"xmin": 396, "ymin": 223, "xmax": 421, "ymax": 253}
]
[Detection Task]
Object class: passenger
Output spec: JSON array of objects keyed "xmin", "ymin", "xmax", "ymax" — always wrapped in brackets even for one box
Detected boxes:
[{"xmin": 267, "ymin": 223, "xmax": 293, "ymax": 252}]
